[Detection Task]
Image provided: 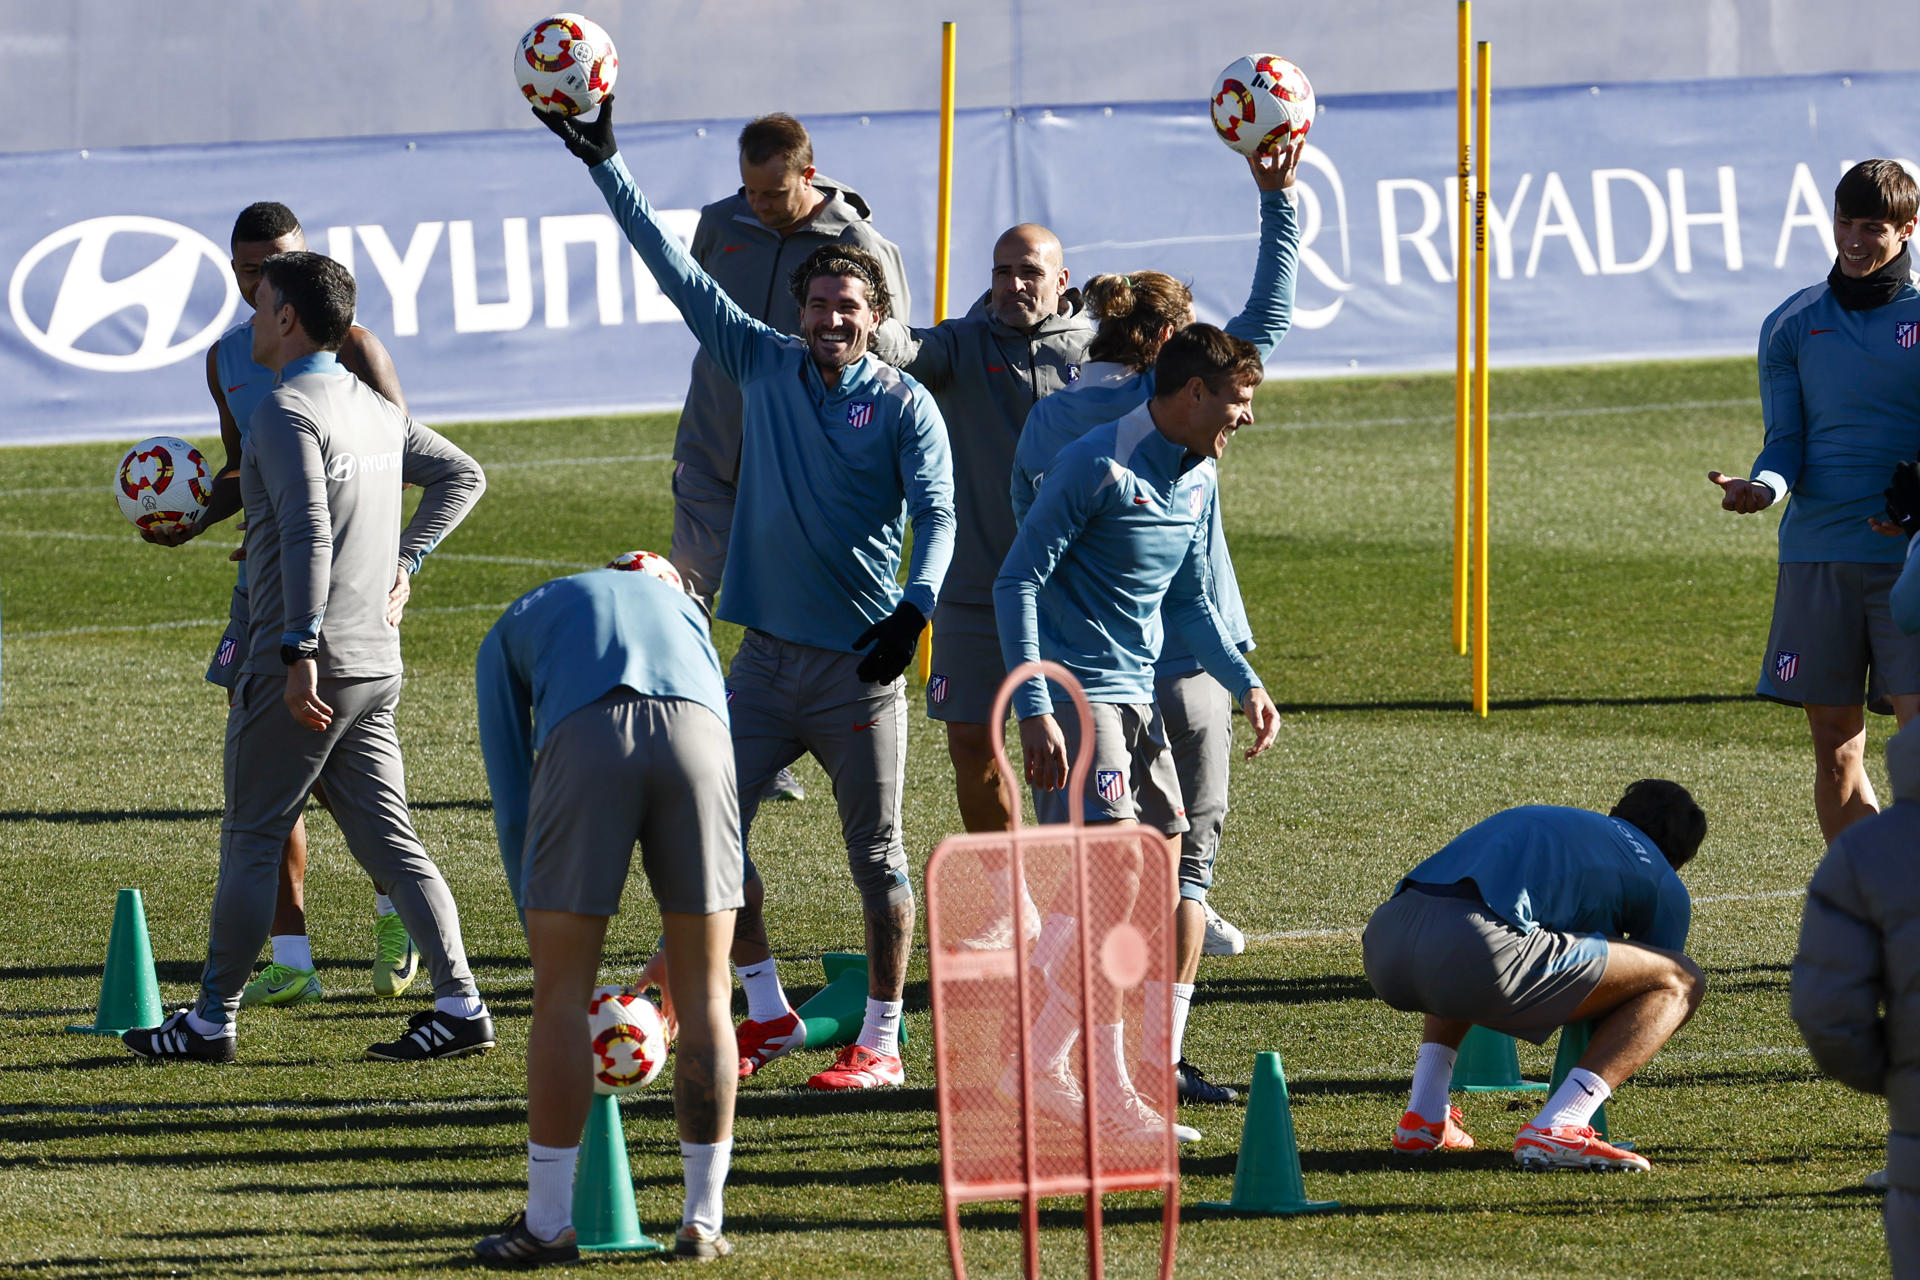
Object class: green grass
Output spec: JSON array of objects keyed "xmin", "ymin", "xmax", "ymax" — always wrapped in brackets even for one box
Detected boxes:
[{"xmin": 0, "ymin": 357, "xmax": 1894, "ymax": 1278}]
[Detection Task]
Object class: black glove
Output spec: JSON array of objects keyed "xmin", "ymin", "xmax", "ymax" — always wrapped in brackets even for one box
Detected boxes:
[
  {"xmin": 1886, "ymin": 459, "xmax": 1920, "ymax": 538},
  {"xmin": 852, "ymin": 602, "xmax": 926, "ymax": 684},
  {"xmin": 534, "ymin": 94, "xmax": 618, "ymax": 167}
]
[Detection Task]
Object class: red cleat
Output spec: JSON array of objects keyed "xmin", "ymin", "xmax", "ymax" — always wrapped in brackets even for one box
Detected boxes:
[
  {"xmin": 1393, "ymin": 1105, "xmax": 1475, "ymax": 1154},
  {"xmin": 1513, "ymin": 1122, "xmax": 1649, "ymax": 1172},
  {"xmin": 736, "ymin": 1010, "xmax": 805, "ymax": 1079},
  {"xmin": 806, "ymin": 1043, "xmax": 904, "ymax": 1090}
]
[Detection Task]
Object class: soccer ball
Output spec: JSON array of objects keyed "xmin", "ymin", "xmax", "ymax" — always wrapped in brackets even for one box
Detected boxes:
[
  {"xmin": 587, "ymin": 985, "xmax": 668, "ymax": 1096},
  {"xmin": 514, "ymin": 13, "xmax": 619, "ymax": 116},
  {"xmin": 1210, "ymin": 54, "xmax": 1315, "ymax": 157},
  {"xmin": 606, "ymin": 548, "xmax": 683, "ymax": 589},
  {"xmin": 115, "ymin": 436, "xmax": 213, "ymax": 534}
]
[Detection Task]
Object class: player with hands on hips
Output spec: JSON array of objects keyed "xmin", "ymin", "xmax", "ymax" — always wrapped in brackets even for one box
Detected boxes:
[{"xmin": 538, "ymin": 98, "xmax": 956, "ymax": 1093}]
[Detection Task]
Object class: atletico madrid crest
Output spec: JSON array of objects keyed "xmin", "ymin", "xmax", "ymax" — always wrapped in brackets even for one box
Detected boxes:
[
  {"xmin": 928, "ymin": 674, "xmax": 949, "ymax": 705},
  {"xmin": 1096, "ymin": 769, "xmax": 1126, "ymax": 803},
  {"xmin": 848, "ymin": 401, "xmax": 874, "ymax": 429},
  {"xmin": 1774, "ymin": 650, "xmax": 1799, "ymax": 683},
  {"xmin": 1897, "ymin": 321, "xmax": 1919, "ymax": 351}
]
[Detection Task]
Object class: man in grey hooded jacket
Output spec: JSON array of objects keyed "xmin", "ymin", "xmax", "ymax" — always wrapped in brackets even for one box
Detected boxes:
[
  {"xmin": 1791, "ymin": 721, "xmax": 1920, "ymax": 1274},
  {"xmin": 670, "ymin": 113, "xmax": 912, "ymax": 613}
]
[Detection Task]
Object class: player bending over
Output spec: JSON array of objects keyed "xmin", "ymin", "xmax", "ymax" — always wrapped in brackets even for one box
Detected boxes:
[
  {"xmin": 473, "ymin": 555, "xmax": 741, "ymax": 1266},
  {"xmin": 1709, "ymin": 159, "xmax": 1920, "ymax": 843},
  {"xmin": 540, "ymin": 100, "xmax": 954, "ymax": 1091},
  {"xmin": 123, "ymin": 251, "xmax": 491, "ymax": 1063},
  {"xmin": 145, "ymin": 200, "xmax": 420, "ymax": 1008},
  {"xmin": 995, "ymin": 325, "xmax": 1283, "ymax": 1144},
  {"xmin": 1008, "ymin": 139, "xmax": 1302, "ymax": 1104},
  {"xmin": 1363, "ymin": 781, "xmax": 1707, "ymax": 1171}
]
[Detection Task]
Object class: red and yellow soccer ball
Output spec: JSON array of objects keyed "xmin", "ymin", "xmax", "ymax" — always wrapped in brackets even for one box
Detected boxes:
[
  {"xmin": 606, "ymin": 548, "xmax": 683, "ymax": 589},
  {"xmin": 514, "ymin": 13, "xmax": 619, "ymax": 116},
  {"xmin": 587, "ymin": 985, "xmax": 668, "ymax": 1096},
  {"xmin": 114, "ymin": 435, "xmax": 213, "ymax": 534},
  {"xmin": 1210, "ymin": 54, "xmax": 1315, "ymax": 158}
]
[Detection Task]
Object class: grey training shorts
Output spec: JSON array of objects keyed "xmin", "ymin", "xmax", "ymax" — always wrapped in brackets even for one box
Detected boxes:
[
  {"xmin": 926, "ymin": 600, "xmax": 1010, "ymax": 725},
  {"xmin": 1034, "ymin": 700, "xmax": 1190, "ymax": 837},
  {"xmin": 204, "ymin": 585, "xmax": 249, "ymax": 689},
  {"xmin": 1156, "ymin": 669, "xmax": 1235, "ymax": 901},
  {"xmin": 1361, "ymin": 883, "xmax": 1609, "ymax": 1044},
  {"xmin": 521, "ymin": 690, "xmax": 745, "ymax": 917},
  {"xmin": 1757, "ymin": 561, "xmax": 1920, "ymax": 715}
]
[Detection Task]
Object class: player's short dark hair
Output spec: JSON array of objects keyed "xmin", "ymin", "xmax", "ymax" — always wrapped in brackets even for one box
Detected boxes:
[
  {"xmin": 231, "ymin": 201, "xmax": 302, "ymax": 248},
  {"xmin": 258, "ymin": 251, "xmax": 355, "ymax": 352},
  {"xmin": 1084, "ymin": 271, "xmax": 1195, "ymax": 372},
  {"xmin": 1834, "ymin": 159, "xmax": 1919, "ymax": 226},
  {"xmin": 739, "ymin": 113, "xmax": 813, "ymax": 172},
  {"xmin": 788, "ymin": 244, "xmax": 892, "ymax": 320},
  {"xmin": 1152, "ymin": 323, "xmax": 1264, "ymax": 397},
  {"xmin": 1610, "ymin": 779, "xmax": 1706, "ymax": 870}
]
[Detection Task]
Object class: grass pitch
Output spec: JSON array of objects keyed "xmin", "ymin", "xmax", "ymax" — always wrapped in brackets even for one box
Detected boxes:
[{"xmin": 0, "ymin": 357, "xmax": 1894, "ymax": 1278}]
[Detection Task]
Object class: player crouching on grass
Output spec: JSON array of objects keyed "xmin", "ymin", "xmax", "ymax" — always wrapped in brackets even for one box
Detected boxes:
[
  {"xmin": 995, "ymin": 325, "xmax": 1283, "ymax": 1145},
  {"xmin": 122, "ymin": 251, "xmax": 493, "ymax": 1064},
  {"xmin": 1362, "ymin": 781, "xmax": 1707, "ymax": 1172},
  {"xmin": 473, "ymin": 554, "xmax": 740, "ymax": 1266}
]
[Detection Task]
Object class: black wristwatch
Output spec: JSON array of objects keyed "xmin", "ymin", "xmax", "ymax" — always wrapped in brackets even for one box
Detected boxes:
[{"xmin": 280, "ymin": 642, "xmax": 318, "ymax": 666}]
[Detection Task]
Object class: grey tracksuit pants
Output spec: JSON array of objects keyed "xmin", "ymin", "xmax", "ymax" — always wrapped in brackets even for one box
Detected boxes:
[{"xmin": 196, "ymin": 672, "xmax": 477, "ymax": 1026}]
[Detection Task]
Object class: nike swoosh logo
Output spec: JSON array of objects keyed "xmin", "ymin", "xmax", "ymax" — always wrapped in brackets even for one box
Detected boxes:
[
  {"xmin": 1809, "ymin": 328, "xmax": 1835, "ymax": 335},
  {"xmin": 261, "ymin": 976, "xmax": 304, "ymax": 995},
  {"xmin": 723, "ymin": 245, "xmax": 746, "ymax": 253},
  {"xmin": 853, "ymin": 719, "xmax": 879, "ymax": 731},
  {"xmin": 226, "ymin": 383, "xmax": 247, "ymax": 393},
  {"xmin": 987, "ymin": 365, "xmax": 1006, "ymax": 372},
  {"xmin": 1133, "ymin": 497, "xmax": 1152, "ymax": 505}
]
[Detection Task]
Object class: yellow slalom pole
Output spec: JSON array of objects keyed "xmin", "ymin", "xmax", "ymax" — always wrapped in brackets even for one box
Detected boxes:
[
  {"xmin": 1471, "ymin": 40, "xmax": 1491, "ymax": 718},
  {"xmin": 916, "ymin": 20, "xmax": 957, "ymax": 686},
  {"xmin": 1452, "ymin": 0, "xmax": 1471, "ymax": 656}
]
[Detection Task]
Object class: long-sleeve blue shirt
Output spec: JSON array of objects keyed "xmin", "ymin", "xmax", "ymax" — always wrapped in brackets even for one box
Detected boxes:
[
  {"xmin": 1009, "ymin": 187, "xmax": 1298, "ymax": 675},
  {"xmin": 590, "ymin": 154, "xmax": 955, "ymax": 650},
  {"xmin": 995, "ymin": 402, "xmax": 1261, "ymax": 719},
  {"xmin": 1399, "ymin": 805, "xmax": 1691, "ymax": 950},
  {"xmin": 475, "ymin": 569, "xmax": 729, "ymax": 902},
  {"xmin": 1752, "ymin": 277, "xmax": 1920, "ymax": 564}
]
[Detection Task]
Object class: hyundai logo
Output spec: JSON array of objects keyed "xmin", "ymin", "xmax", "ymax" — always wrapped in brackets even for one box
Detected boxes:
[{"xmin": 8, "ymin": 215, "xmax": 238, "ymax": 374}]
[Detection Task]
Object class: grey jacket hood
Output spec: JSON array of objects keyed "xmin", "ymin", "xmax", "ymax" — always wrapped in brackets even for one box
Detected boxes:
[{"xmin": 710, "ymin": 175, "xmax": 876, "ymax": 239}]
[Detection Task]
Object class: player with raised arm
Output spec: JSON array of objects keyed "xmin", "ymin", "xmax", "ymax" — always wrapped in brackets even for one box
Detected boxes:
[
  {"xmin": 1009, "ymin": 141, "xmax": 1301, "ymax": 1105},
  {"xmin": 1363, "ymin": 781, "xmax": 1706, "ymax": 1172},
  {"xmin": 122, "ymin": 251, "xmax": 491, "ymax": 1064},
  {"xmin": 995, "ymin": 325, "xmax": 1283, "ymax": 1143},
  {"xmin": 1708, "ymin": 160, "xmax": 1920, "ymax": 844},
  {"xmin": 539, "ymin": 100, "xmax": 954, "ymax": 1091},
  {"xmin": 145, "ymin": 201, "xmax": 420, "ymax": 1009},
  {"xmin": 473, "ymin": 555, "xmax": 741, "ymax": 1266},
  {"xmin": 872, "ymin": 215, "xmax": 1092, "ymax": 931}
]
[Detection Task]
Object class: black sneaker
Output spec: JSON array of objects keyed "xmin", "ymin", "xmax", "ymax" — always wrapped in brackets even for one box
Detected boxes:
[
  {"xmin": 475, "ymin": 1210, "xmax": 579, "ymax": 1268},
  {"xmin": 122, "ymin": 1009, "xmax": 237, "ymax": 1063},
  {"xmin": 673, "ymin": 1225, "xmax": 734, "ymax": 1262},
  {"xmin": 365, "ymin": 1008, "xmax": 495, "ymax": 1061},
  {"xmin": 1175, "ymin": 1058, "xmax": 1239, "ymax": 1104}
]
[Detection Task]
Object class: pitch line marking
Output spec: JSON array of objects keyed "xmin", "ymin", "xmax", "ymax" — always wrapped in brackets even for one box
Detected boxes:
[
  {"xmin": 1244, "ymin": 887, "xmax": 1806, "ymax": 944},
  {"xmin": 7, "ymin": 599, "xmax": 527, "ymax": 642},
  {"xmin": 1244, "ymin": 397, "xmax": 1751, "ymax": 435},
  {"xmin": 0, "ymin": 452, "xmax": 671, "ymax": 499},
  {"xmin": 0, "ymin": 528, "xmax": 593, "ymax": 571}
]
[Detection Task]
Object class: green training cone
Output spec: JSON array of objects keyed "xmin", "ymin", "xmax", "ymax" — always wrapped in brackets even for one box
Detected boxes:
[
  {"xmin": 795, "ymin": 952, "xmax": 908, "ymax": 1050},
  {"xmin": 1197, "ymin": 1051, "xmax": 1339, "ymax": 1215},
  {"xmin": 1454, "ymin": 1025, "xmax": 1549, "ymax": 1093},
  {"xmin": 1549, "ymin": 1020, "xmax": 1626, "ymax": 1144},
  {"xmin": 67, "ymin": 888, "xmax": 162, "ymax": 1036},
  {"xmin": 573, "ymin": 1093, "xmax": 666, "ymax": 1254}
]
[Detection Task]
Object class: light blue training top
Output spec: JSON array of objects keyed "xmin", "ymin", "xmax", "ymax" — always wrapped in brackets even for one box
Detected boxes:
[
  {"xmin": 1751, "ymin": 275, "xmax": 1920, "ymax": 564},
  {"xmin": 475, "ymin": 569, "xmax": 729, "ymax": 894},
  {"xmin": 591, "ymin": 154, "xmax": 956, "ymax": 652},
  {"xmin": 995, "ymin": 401, "xmax": 1260, "ymax": 720},
  {"xmin": 1399, "ymin": 804, "xmax": 1691, "ymax": 951},
  {"xmin": 1010, "ymin": 187, "xmax": 1298, "ymax": 676},
  {"xmin": 214, "ymin": 321, "xmax": 276, "ymax": 593}
]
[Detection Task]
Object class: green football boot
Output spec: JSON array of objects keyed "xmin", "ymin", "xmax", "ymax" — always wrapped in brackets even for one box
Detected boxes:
[
  {"xmin": 238, "ymin": 962, "xmax": 322, "ymax": 1009},
  {"xmin": 372, "ymin": 912, "xmax": 420, "ymax": 997}
]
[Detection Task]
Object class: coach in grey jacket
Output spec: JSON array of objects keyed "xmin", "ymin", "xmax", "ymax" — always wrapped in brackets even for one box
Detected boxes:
[
  {"xmin": 1791, "ymin": 722, "xmax": 1920, "ymax": 1276},
  {"xmin": 670, "ymin": 113, "xmax": 911, "ymax": 610},
  {"xmin": 124, "ymin": 251, "xmax": 494, "ymax": 1066}
]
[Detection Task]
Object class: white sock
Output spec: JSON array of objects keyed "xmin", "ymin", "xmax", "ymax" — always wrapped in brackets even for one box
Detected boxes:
[
  {"xmin": 1168, "ymin": 983, "xmax": 1195, "ymax": 1064},
  {"xmin": 1409, "ymin": 1041, "xmax": 1457, "ymax": 1122},
  {"xmin": 526, "ymin": 1141, "xmax": 578, "ymax": 1241},
  {"xmin": 271, "ymin": 934, "xmax": 313, "ymax": 971},
  {"xmin": 1030, "ymin": 983, "xmax": 1081, "ymax": 1071},
  {"xmin": 436, "ymin": 994, "xmax": 486, "ymax": 1020},
  {"xmin": 185, "ymin": 1007, "xmax": 234, "ymax": 1039},
  {"xmin": 1091, "ymin": 1022, "xmax": 1131, "ymax": 1097},
  {"xmin": 680, "ymin": 1138, "xmax": 732, "ymax": 1235},
  {"xmin": 373, "ymin": 894, "xmax": 396, "ymax": 917},
  {"xmin": 1030, "ymin": 914, "xmax": 1077, "ymax": 978},
  {"xmin": 735, "ymin": 959, "xmax": 791, "ymax": 1023},
  {"xmin": 1535, "ymin": 1067, "xmax": 1611, "ymax": 1130},
  {"xmin": 1143, "ymin": 982, "xmax": 1170, "ymax": 1065},
  {"xmin": 856, "ymin": 997, "xmax": 903, "ymax": 1058}
]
